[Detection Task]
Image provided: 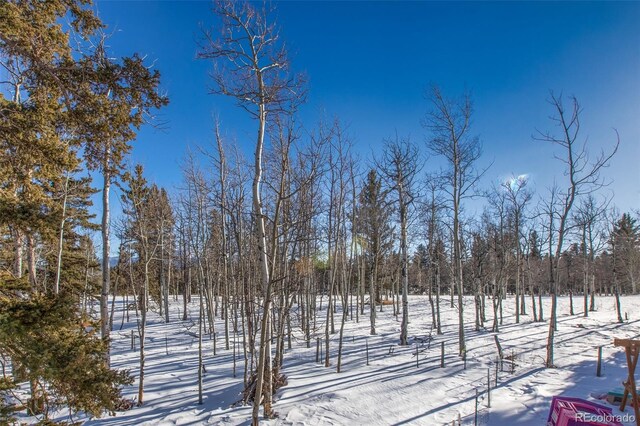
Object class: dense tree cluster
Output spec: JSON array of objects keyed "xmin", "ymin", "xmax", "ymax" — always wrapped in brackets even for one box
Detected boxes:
[{"xmin": 0, "ymin": 0, "xmax": 166, "ymax": 422}]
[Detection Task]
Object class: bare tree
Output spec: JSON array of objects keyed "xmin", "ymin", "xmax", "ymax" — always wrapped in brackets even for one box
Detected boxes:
[
  {"xmin": 337, "ymin": 156, "xmax": 358, "ymax": 372},
  {"xmin": 469, "ymin": 227, "xmax": 489, "ymax": 332},
  {"xmin": 377, "ymin": 136, "xmax": 420, "ymax": 345},
  {"xmin": 322, "ymin": 121, "xmax": 353, "ymax": 366},
  {"xmin": 179, "ymin": 152, "xmax": 213, "ymax": 405},
  {"xmin": 502, "ymin": 175, "xmax": 533, "ymax": 323},
  {"xmin": 199, "ymin": 1, "xmax": 304, "ymax": 421},
  {"xmin": 573, "ymin": 194, "xmax": 610, "ymax": 316},
  {"xmin": 423, "ymin": 175, "xmax": 446, "ymax": 334},
  {"xmin": 534, "ymin": 93, "xmax": 618, "ymax": 367},
  {"xmin": 119, "ymin": 165, "xmax": 166, "ymax": 405},
  {"xmin": 423, "ymin": 86, "xmax": 486, "ymax": 356},
  {"xmin": 484, "ymin": 190, "xmax": 511, "ymax": 333}
]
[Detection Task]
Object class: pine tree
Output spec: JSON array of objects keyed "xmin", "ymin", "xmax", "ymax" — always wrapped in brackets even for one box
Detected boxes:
[
  {"xmin": 1, "ymin": 0, "xmax": 102, "ymax": 289},
  {"xmin": 610, "ymin": 213, "xmax": 640, "ymax": 294},
  {"xmin": 119, "ymin": 165, "xmax": 171, "ymax": 405},
  {"xmin": 355, "ymin": 169, "xmax": 393, "ymax": 335},
  {"xmin": 1, "ymin": 1, "xmax": 146, "ymax": 417},
  {"xmin": 69, "ymin": 38, "xmax": 169, "ymax": 354},
  {"xmin": 0, "ymin": 290, "xmax": 132, "ymax": 421}
]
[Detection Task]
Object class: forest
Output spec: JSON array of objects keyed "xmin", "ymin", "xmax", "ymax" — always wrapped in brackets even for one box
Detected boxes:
[{"xmin": 1, "ymin": 1, "xmax": 638, "ymax": 425}]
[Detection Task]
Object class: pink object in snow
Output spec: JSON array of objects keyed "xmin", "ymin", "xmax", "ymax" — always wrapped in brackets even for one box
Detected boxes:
[{"xmin": 547, "ymin": 396, "xmax": 624, "ymax": 426}]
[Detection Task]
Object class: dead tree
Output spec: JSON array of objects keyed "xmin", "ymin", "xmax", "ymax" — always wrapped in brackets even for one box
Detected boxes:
[{"xmin": 534, "ymin": 93, "xmax": 618, "ymax": 368}]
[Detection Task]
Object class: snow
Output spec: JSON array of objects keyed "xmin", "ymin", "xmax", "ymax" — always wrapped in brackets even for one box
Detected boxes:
[{"xmin": 74, "ymin": 294, "xmax": 640, "ymax": 425}]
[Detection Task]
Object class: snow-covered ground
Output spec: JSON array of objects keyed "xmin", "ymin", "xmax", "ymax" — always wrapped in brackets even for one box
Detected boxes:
[{"xmin": 76, "ymin": 294, "xmax": 639, "ymax": 425}]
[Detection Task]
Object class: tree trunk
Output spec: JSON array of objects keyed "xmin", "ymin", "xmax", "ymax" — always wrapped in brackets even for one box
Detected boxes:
[
  {"xmin": 399, "ymin": 195, "xmax": 409, "ymax": 346},
  {"xmin": 54, "ymin": 172, "xmax": 70, "ymax": 294},
  {"xmin": 252, "ymin": 104, "xmax": 274, "ymax": 423},
  {"xmin": 538, "ymin": 293, "xmax": 544, "ymax": 321},
  {"xmin": 589, "ymin": 275, "xmax": 596, "ymax": 311},
  {"xmin": 583, "ymin": 269, "xmax": 589, "ymax": 317},
  {"xmin": 370, "ymin": 257, "xmax": 377, "ymax": 335},
  {"xmin": 12, "ymin": 227, "xmax": 23, "ymax": 279},
  {"xmin": 453, "ymin": 190, "xmax": 465, "ymax": 356},
  {"xmin": 198, "ymin": 272, "xmax": 204, "ymax": 404},
  {"xmin": 138, "ymin": 260, "xmax": 149, "ymax": 405},
  {"xmin": 182, "ymin": 244, "xmax": 189, "ymax": 321},
  {"xmin": 27, "ymin": 234, "xmax": 37, "ymax": 291},
  {"xmin": 428, "ymin": 273, "xmax": 436, "ymax": 330},
  {"xmin": 569, "ymin": 289, "xmax": 574, "ymax": 315},
  {"xmin": 436, "ymin": 263, "xmax": 442, "ymax": 334},
  {"xmin": 546, "ymin": 251, "xmax": 556, "ymax": 368},
  {"xmin": 515, "ymin": 252, "xmax": 520, "ymax": 324},
  {"xmin": 614, "ymin": 277, "xmax": 623, "ymax": 323},
  {"xmin": 101, "ymin": 164, "xmax": 111, "ymax": 366},
  {"xmin": 546, "ymin": 292, "xmax": 556, "ymax": 367}
]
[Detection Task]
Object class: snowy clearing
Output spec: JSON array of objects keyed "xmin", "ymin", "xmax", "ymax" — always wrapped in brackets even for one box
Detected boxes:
[{"xmin": 72, "ymin": 295, "xmax": 640, "ymax": 425}]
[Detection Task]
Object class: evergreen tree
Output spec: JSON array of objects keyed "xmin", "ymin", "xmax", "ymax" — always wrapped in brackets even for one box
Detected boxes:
[
  {"xmin": 119, "ymin": 165, "xmax": 171, "ymax": 405},
  {"xmin": 0, "ymin": 290, "xmax": 132, "ymax": 421},
  {"xmin": 610, "ymin": 213, "xmax": 640, "ymax": 294},
  {"xmin": 1, "ymin": 1, "xmax": 151, "ymax": 418},
  {"xmin": 355, "ymin": 169, "xmax": 393, "ymax": 335},
  {"xmin": 1, "ymin": 0, "xmax": 102, "ymax": 287},
  {"xmin": 68, "ymin": 37, "xmax": 169, "ymax": 351}
]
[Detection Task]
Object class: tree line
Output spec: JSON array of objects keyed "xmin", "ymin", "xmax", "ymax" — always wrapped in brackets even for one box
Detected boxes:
[{"xmin": 0, "ymin": 0, "xmax": 636, "ymax": 424}]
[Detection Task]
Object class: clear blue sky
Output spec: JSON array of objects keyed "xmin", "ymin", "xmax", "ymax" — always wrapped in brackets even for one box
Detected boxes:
[{"xmin": 93, "ymin": 1, "xmax": 639, "ymax": 217}]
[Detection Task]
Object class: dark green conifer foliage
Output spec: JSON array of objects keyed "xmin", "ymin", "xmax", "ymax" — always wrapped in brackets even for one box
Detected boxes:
[
  {"xmin": 610, "ymin": 213, "xmax": 640, "ymax": 294},
  {"xmin": 1, "ymin": 1, "xmax": 102, "ymax": 269},
  {"xmin": 1, "ymin": 0, "xmax": 156, "ymax": 419},
  {"xmin": 0, "ymin": 291, "xmax": 132, "ymax": 421}
]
